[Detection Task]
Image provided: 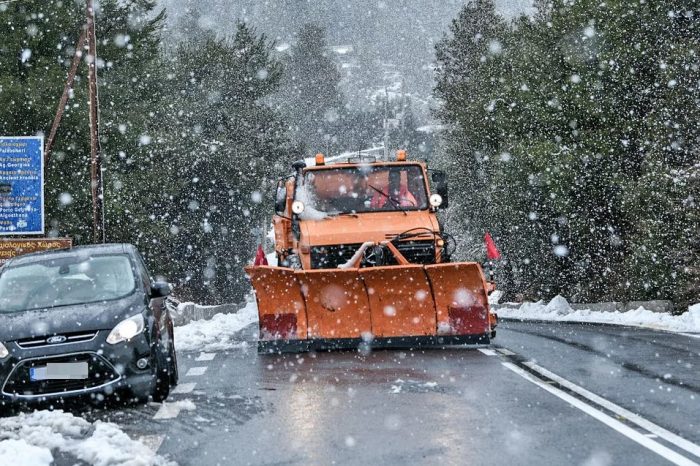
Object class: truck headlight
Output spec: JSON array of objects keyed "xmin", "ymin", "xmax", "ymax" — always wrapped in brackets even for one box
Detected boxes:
[
  {"xmin": 291, "ymin": 200, "xmax": 305, "ymax": 214},
  {"xmin": 106, "ymin": 314, "xmax": 145, "ymax": 345},
  {"xmin": 0, "ymin": 342, "xmax": 8, "ymax": 359}
]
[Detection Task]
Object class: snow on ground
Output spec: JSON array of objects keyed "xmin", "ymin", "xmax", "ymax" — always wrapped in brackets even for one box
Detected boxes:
[
  {"xmin": 174, "ymin": 300, "xmax": 258, "ymax": 352},
  {"xmin": 172, "ymin": 293, "xmax": 699, "ymax": 354},
  {"xmin": 389, "ymin": 379, "xmax": 440, "ymax": 394},
  {"xmin": 0, "ymin": 410, "xmax": 173, "ymax": 466},
  {"xmin": 497, "ymin": 296, "xmax": 700, "ymax": 333}
]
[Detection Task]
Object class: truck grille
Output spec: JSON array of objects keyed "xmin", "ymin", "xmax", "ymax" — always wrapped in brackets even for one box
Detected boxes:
[
  {"xmin": 394, "ymin": 240, "xmax": 436, "ymax": 264},
  {"xmin": 2, "ymin": 353, "xmax": 120, "ymax": 397},
  {"xmin": 310, "ymin": 241, "xmax": 435, "ymax": 268},
  {"xmin": 311, "ymin": 244, "xmax": 362, "ymax": 269}
]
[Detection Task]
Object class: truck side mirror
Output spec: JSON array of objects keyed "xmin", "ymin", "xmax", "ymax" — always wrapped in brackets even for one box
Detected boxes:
[
  {"xmin": 275, "ymin": 182, "xmax": 286, "ymax": 214},
  {"xmin": 431, "ymin": 171, "xmax": 449, "ymax": 208}
]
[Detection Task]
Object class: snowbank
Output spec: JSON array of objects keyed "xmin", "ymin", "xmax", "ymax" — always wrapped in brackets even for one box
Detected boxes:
[
  {"xmin": 0, "ymin": 410, "xmax": 173, "ymax": 466},
  {"xmin": 0, "ymin": 439, "xmax": 52, "ymax": 466},
  {"xmin": 174, "ymin": 300, "xmax": 258, "ymax": 352},
  {"xmin": 487, "ymin": 289, "xmax": 504, "ymax": 305},
  {"xmin": 167, "ymin": 299, "xmax": 240, "ymax": 327},
  {"xmin": 497, "ymin": 296, "xmax": 700, "ymax": 333},
  {"xmin": 265, "ymin": 251, "xmax": 278, "ymax": 266}
]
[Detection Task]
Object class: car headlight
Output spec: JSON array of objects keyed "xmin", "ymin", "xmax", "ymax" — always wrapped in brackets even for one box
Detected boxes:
[
  {"xmin": 0, "ymin": 342, "xmax": 8, "ymax": 359},
  {"xmin": 106, "ymin": 314, "xmax": 145, "ymax": 345}
]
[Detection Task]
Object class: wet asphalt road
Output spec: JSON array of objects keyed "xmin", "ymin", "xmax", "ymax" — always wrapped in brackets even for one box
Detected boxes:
[{"xmin": 41, "ymin": 321, "xmax": 700, "ymax": 465}]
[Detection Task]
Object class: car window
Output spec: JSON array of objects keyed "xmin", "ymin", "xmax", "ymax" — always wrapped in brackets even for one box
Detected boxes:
[
  {"xmin": 0, "ymin": 254, "xmax": 138, "ymax": 313},
  {"xmin": 133, "ymin": 251, "xmax": 153, "ymax": 290}
]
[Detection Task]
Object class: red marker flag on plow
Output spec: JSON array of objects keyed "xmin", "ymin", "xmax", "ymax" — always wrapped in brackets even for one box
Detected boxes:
[
  {"xmin": 253, "ymin": 245, "xmax": 268, "ymax": 266},
  {"xmin": 484, "ymin": 232, "xmax": 501, "ymax": 260}
]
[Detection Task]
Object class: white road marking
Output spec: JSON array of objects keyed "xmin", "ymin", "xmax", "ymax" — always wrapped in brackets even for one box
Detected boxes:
[
  {"xmin": 679, "ymin": 333, "xmax": 700, "ymax": 340},
  {"xmin": 478, "ymin": 348, "xmax": 497, "ymax": 356},
  {"xmin": 503, "ymin": 362, "xmax": 698, "ymax": 466},
  {"xmin": 196, "ymin": 352, "xmax": 216, "ymax": 361},
  {"xmin": 171, "ymin": 382, "xmax": 197, "ymax": 394},
  {"xmin": 523, "ymin": 361, "xmax": 700, "ymax": 459},
  {"xmin": 153, "ymin": 403, "xmax": 183, "ymax": 420},
  {"xmin": 496, "ymin": 348, "xmax": 516, "ymax": 356},
  {"xmin": 139, "ymin": 435, "xmax": 165, "ymax": 453},
  {"xmin": 186, "ymin": 366, "xmax": 207, "ymax": 377}
]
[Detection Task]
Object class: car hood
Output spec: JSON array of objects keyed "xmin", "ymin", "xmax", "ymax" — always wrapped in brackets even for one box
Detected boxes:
[{"xmin": 0, "ymin": 292, "xmax": 148, "ymax": 342}]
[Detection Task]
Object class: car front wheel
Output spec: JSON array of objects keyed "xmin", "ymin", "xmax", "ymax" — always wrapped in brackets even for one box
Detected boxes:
[
  {"xmin": 150, "ymin": 338, "xmax": 172, "ymax": 402},
  {"xmin": 168, "ymin": 337, "xmax": 179, "ymax": 386}
]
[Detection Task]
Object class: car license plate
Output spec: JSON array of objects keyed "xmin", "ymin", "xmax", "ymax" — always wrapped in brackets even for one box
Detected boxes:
[{"xmin": 29, "ymin": 362, "xmax": 89, "ymax": 381}]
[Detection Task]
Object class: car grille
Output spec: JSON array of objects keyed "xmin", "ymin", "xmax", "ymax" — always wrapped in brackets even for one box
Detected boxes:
[
  {"xmin": 16, "ymin": 331, "xmax": 98, "ymax": 349},
  {"xmin": 2, "ymin": 353, "xmax": 120, "ymax": 397}
]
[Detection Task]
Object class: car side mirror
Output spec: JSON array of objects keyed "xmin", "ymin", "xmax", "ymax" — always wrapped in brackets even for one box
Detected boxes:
[
  {"xmin": 150, "ymin": 281, "xmax": 172, "ymax": 298},
  {"xmin": 431, "ymin": 170, "xmax": 449, "ymax": 209}
]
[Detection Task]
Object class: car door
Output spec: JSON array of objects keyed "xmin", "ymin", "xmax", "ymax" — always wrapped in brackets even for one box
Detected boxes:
[{"xmin": 133, "ymin": 251, "xmax": 168, "ymax": 342}]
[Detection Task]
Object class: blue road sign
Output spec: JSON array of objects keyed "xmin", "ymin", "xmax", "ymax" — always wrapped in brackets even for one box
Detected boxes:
[{"xmin": 0, "ymin": 137, "xmax": 44, "ymax": 235}]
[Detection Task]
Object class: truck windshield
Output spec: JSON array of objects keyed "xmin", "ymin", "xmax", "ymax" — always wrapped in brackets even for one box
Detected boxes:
[{"xmin": 300, "ymin": 165, "xmax": 429, "ymax": 216}]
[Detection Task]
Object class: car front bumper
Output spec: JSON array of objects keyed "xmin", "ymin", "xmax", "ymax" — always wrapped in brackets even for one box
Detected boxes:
[{"xmin": 0, "ymin": 330, "xmax": 157, "ymax": 406}]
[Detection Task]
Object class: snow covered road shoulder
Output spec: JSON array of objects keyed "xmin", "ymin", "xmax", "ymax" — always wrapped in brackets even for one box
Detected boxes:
[
  {"xmin": 496, "ymin": 296, "xmax": 700, "ymax": 333},
  {"xmin": 0, "ymin": 410, "xmax": 174, "ymax": 466},
  {"xmin": 173, "ymin": 300, "xmax": 258, "ymax": 352}
]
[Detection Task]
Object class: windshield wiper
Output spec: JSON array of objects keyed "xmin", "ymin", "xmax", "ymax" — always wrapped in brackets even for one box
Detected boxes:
[
  {"xmin": 368, "ymin": 184, "xmax": 408, "ymax": 215},
  {"xmin": 327, "ymin": 212, "xmax": 359, "ymax": 218}
]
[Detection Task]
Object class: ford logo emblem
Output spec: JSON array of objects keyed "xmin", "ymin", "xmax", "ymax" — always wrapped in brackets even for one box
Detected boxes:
[{"xmin": 47, "ymin": 335, "xmax": 67, "ymax": 344}]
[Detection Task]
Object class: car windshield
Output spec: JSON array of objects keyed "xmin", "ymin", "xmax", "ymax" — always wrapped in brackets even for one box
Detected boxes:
[
  {"xmin": 300, "ymin": 165, "xmax": 429, "ymax": 216},
  {"xmin": 0, "ymin": 254, "xmax": 137, "ymax": 313}
]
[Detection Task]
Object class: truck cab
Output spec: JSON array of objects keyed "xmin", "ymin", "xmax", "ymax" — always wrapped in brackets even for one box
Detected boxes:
[{"xmin": 272, "ymin": 151, "xmax": 450, "ymax": 270}]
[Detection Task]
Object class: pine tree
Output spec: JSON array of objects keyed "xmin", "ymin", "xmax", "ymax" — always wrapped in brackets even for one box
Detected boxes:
[
  {"xmin": 435, "ymin": 0, "xmax": 700, "ymax": 306},
  {"xmin": 278, "ymin": 24, "xmax": 344, "ymax": 156},
  {"xmin": 433, "ymin": 0, "xmax": 513, "ymax": 287},
  {"xmin": 142, "ymin": 23, "xmax": 291, "ymax": 303}
]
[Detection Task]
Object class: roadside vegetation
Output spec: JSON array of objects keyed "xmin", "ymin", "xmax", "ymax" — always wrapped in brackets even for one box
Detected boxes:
[
  {"xmin": 1, "ymin": 0, "xmax": 697, "ymax": 309},
  {"xmin": 434, "ymin": 0, "xmax": 699, "ymax": 308}
]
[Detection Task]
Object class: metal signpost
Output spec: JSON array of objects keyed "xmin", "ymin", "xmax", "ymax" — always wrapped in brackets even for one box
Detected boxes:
[{"xmin": 0, "ymin": 136, "xmax": 44, "ymax": 235}]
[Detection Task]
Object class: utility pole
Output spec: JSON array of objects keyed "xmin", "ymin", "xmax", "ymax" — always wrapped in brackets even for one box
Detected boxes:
[
  {"xmin": 45, "ymin": 29, "xmax": 85, "ymax": 164},
  {"xmin": 383, "ymin": 87, "xmax": 389, "ymax": 161},
  {"xmin": 86, "ymin": 0, "xmax": 105, "ymax": 243}
]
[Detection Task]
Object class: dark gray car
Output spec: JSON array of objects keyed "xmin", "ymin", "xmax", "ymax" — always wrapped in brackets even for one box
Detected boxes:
[{"xmin": 0, "ymin": 243, "xmax": 178, "ymax": 407}]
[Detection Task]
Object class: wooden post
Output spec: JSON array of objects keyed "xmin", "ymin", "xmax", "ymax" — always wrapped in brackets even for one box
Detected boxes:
[{"xmin": 86, "ymin": 0, "xmax": 105, "ymax": 243}]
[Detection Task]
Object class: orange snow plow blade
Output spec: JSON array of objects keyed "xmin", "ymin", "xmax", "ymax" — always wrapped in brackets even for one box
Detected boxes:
[
  {"xmin": 359, "ymin": 265, "xmax": 437, "ymax": 338},
  {"xmin": 245, "ymin": 266, "xmax": 308, "ymax": 341},
  {"xmin": 424, "ymin": 263, "xmax": 491, "ymax": 336},
  {"xmin": 246, "ymin": 262, "xmax": 492, "ymax": 353},
  {"xmin": 296, "ymin": 269, "xmax": 372, "ymax": 339}
]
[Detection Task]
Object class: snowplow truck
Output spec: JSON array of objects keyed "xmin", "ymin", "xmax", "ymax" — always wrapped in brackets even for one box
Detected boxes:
[{"xmin": 246, "ymin": 150, "xmax": 497, "ymax": 353}]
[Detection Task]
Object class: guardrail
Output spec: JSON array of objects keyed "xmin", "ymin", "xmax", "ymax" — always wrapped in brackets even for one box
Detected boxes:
[
  {"xmin": 165, "ymin": 297, "xmax": 241, "ymax": 326},
  {"xmin": 494, "ymin": 300, "xmax": 675, "ymax": 314}
]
